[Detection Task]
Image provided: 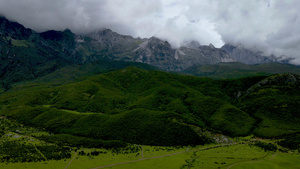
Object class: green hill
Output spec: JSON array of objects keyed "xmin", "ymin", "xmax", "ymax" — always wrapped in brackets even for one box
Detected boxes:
[
  {"xmin": 1, "ymin": 68, "xmax": 299, "ymax": 146},
  {"xmin": 182, "ymin": 62, "xmax": 300, "ymax": 79}
]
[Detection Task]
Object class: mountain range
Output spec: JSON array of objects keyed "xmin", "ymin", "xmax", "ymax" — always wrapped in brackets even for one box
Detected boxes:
[
  {"xmin": 0, "ymin": 16, "xmax": 299, "ymax": 149},
  {"xmin": 1, "ymin": 16, "xmax": 298, "ymax": 90}
]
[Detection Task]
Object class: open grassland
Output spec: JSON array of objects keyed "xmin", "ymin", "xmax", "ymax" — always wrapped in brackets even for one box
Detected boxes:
[
  {"xmin": 1, "ymin": 143, "xmax": 298, "ymax": 169},
  {"xmin": 0, "ymin": 118, "xmax": 297, "ymax": 169},
  {"xmin": 228, "ymin": 153, "xmax": 300, "ymax": 169}
]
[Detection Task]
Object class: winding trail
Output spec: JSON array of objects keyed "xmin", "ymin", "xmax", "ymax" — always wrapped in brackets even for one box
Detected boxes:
[
  {"xmin": 226, "ymin": 152, "xmax": 278, "ymax": 169},
  {"xmin": 64, "ymin": 152, "xmax": 78, "ymax": 169},
  {"xmin": 33, "ymin": 145, "xmax": 47, "ymax": 161},
  {"xmin": 138, "ymin": 145, "xmax": 144, "ymax": 159}
]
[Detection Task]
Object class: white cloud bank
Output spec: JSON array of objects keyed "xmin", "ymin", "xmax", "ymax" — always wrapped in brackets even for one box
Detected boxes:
[{"xmin": 0, "ymin": 0, "xmax": 300, "ymax": 63}]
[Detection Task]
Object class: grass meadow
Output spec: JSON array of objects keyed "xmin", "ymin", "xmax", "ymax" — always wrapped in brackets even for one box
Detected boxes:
[{"xmin": 1, "ymin": 143, "xmax": 298, "ymax": 169}]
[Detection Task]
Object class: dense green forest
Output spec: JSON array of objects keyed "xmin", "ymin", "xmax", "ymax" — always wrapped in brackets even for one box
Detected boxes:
[{"xmin": 0, "ymin": 67, "xmax": 299, "ymax": 147}]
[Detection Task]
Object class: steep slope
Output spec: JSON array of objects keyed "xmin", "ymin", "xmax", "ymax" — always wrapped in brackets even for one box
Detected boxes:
[
  {"xmin": 0, "ymin": 17, "xmax": 79, "ymax": 89},
  {"xmin": 237, "ymin": 74, "xmax": 300, "ymax": 137},
  {"xmin": 76, "ymin": 29, "xmax": 144, "ymax": 62}
]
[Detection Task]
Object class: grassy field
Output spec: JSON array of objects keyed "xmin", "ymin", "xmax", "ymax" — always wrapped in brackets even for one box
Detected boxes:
[
  {"xmin": 228, "ymin": 153, "xmax": 300, "ymax": 169},
  {"xmin": 1, "ymin": 143, "xmax": 298, "ymax": 169}
]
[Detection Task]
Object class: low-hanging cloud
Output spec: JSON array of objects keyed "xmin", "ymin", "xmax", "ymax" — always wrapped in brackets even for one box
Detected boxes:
[{"xmin": 0, "ymin": 0, "xmax": 300, "ymax": 64}]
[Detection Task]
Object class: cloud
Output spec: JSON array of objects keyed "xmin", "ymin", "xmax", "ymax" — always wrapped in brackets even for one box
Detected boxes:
[
  {"xmin": 214, "ymin": 0, "xmax": 300, "ymax": 63},
  {"xmin": 0, "ymin": 0, "xmax": 300, "ymax": 63}
]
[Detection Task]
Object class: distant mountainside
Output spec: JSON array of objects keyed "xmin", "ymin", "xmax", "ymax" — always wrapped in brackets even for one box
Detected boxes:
[
  {"xmin": 1, "ymin": 67, "xmax": 299, "ymax": 145},
  {"xmin": 221, "ymin": 44, "xmax": 275, "ymax": 64},
  {"xmin": 221, "ymin": 44, "xmax": 294, "ymax": 64},
  {"xmin": 76, "ymin": 31, "xmax": 232, "ymax": 71},
  {"xmin": 182, "ymin": 62, "xmax": 300, "ymax": 79},
  {"xmin": 0, "ymin": 17, "xmax": 80, "ymax": 89},
  {"xmin": 0, "ymin": 16, "xmax": 296, "ymax": 89}
]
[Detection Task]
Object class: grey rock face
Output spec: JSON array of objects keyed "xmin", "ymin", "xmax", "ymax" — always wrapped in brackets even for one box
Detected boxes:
[
  {"xmin": 74, "ymin": 29, "xmax": 295, "ymax": 71},
  {"xmin": 181, "ymin": 40, "xmax": 201, "ymax": 49},
  {"xmin": 75, "ymin": 29, "xmax": 144, "ymax": 62},
  {"xmin": 75, "ymin": 30, "xmax": 243, "ymax": 71},
  {"xmin": 77, "ymin": 30, "xmax": 236, "ymax": 71},
  {"xmin": 1, "ymin": 17, "xmax": 293, "ymax": 74},
  {"xmin": 132, "ymin": 39, "xmax": 233, "ymax": 71},
  {"xmin": 85, "ymin": 29, "xmax": 139, "ymax": 47},
  {"xmin": 175, "ymin": 45, "xmax": 233, "ymax": 71},
  {"xmin": 221, "ymin": 44, "xmax": 275, "ymax": 64},
  {"xmin": 133, "ymin": 37, "xmax": 179, "ymax": 71}
]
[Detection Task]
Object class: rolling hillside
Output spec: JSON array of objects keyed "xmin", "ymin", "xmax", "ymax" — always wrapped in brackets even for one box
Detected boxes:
[{"xmin": 0, "ymin": 67, "xmax": 299, "ymax": 146}]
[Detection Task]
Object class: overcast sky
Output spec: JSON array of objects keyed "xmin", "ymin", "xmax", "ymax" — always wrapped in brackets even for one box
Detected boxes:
[{"xmin": 0, "ymin": 0, "xmax": 300, "ymax": 64}]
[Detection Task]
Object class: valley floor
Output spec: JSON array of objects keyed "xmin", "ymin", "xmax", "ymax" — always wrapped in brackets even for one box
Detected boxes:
[
  {"xmin": 0, "ymin": 116, "xmax": 299, "ymax": 169},
  {"xmin": 1, "ymin": 143, "xmax": 299, "ymax": 169}
]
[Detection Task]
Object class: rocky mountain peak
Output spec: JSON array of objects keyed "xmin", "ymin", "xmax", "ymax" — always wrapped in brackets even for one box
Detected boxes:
[
  {"xmin": 85, "ymin": 29, "xmax": 116, "ymax": 41},
  {"xmin": 209, "ymin": 43, "xmax": 215, "ymax": 49},
  {"xmin": 181, "ymin": 40, "xmax": 201, "ymax": 49},
  {"xmin": 86, "ymin": 29, "xmax": 135, "ymax": 42},
  {"xmin": 0, "ymin": 16, "xmax": 33, "ymax": 40},
  {"xmin": 147, "ymin": 37, "xmax": 172, "ymax": 48}
]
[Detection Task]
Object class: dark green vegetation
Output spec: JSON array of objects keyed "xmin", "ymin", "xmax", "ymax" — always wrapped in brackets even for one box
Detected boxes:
[
  {"xmin": 0, "ymin": 117, "xmax": 71, "ymax": 163},
  {"xmin": 0, "ymin": 141, "xmax": 71, "ymax": 163},
  {"xmin": 1, "ymin": 16, "xmax": 300, "ymax": 169},
  {"xmin": 278, "ymin": 133, "xmax": 300, "ymax": 151},
  {"xmin": 254, "ymin": 141, "xmax": 277, "ymax": 152},
  {"xmin": 0, "ymin": 67, "xmax": 299, "ymax": 147},
  {"xmin": 37, "ymin": 134, "xmax": 127, "ymax": 149},
  {"xmin": 183, "ymin": 62, "xmax": 300, "ymax": 79}
]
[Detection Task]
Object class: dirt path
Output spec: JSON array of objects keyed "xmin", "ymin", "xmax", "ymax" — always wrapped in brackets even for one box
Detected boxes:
[
  {"xmin": 90, "ymin": 144, "xmax": 236, "ymax": 169},
  {"xmin": 226, "ymin": 152, "xmax": 278, "ymax": 169},
  {"xmin": 33, "ymin": 145, "xmax": 47, "ymax": 161},
  {"xmin": 64, "ymin": 152, "xmax": 78, "ymax": 169},
  {"xmin": 138, "ymin": 145, "xmax": 144, "ymax": 159}
]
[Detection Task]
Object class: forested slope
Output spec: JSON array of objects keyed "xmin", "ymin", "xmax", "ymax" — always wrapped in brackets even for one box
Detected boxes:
[{"xmin": 0, "ymin": 68, "xmax": 299, "ymax": 146}]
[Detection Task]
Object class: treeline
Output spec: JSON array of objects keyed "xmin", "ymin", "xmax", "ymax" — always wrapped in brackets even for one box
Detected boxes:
[
  {"xmin": 0, "ymin": 141, "xmax": 71, "ymax": 163},
  {"xmin": 254, "ymin": 141, "xmax": 277, "ymax": 152},
  {"xmin": 77, "ymin": 145, "xmax": 141, "ymax": 156},
  {"xmin": 278, "ymin": 133, "xmax": 300, "ymax": 150}
]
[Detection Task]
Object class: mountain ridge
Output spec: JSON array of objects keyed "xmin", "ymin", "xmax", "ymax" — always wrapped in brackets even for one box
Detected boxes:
[{"xmin": 0, "ymin": 16, "xmax": 298, "ymax": 89}]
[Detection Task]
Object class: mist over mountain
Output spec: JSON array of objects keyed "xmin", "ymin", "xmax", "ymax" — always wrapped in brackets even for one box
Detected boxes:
[
  {"xmin": 0, "ymin": 8, "xmax": 300, "ymax": 167},
  {"xmin": 0, "ymin": 0, "xmax": 300, "ymax": 64},
  {"xmin": 1, "ymin": 16, "xmax": 299, "ymax": 89}
]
